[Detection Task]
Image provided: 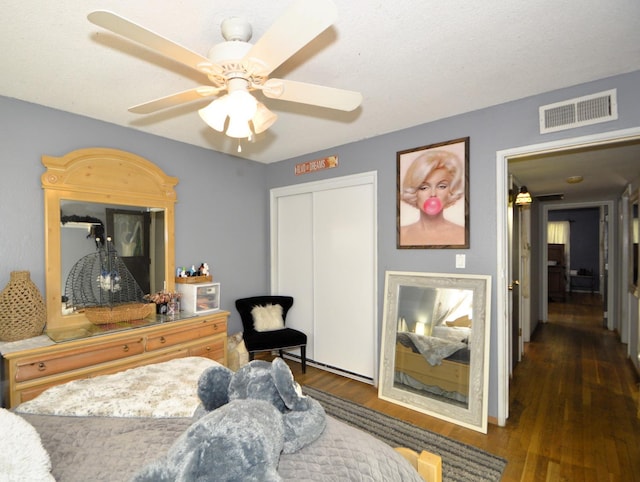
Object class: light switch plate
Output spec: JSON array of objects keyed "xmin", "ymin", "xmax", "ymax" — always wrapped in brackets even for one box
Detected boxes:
[{"xmin": 456, "ymin": 254, "xmax": 466, "ymax": 269}]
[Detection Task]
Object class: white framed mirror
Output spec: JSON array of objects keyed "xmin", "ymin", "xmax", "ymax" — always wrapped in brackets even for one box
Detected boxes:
[{"xmin": 378, "ymin": 271, "xmax": 491, "ymax": 433}]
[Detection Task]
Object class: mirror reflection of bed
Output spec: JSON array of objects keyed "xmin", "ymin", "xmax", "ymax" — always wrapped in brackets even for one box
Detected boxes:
[{"xmin": 393, "ymin": 286, "xmax": 472, "ymax": 408}]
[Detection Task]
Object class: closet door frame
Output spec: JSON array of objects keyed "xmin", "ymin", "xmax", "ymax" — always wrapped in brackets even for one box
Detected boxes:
[{"xmin": 270, "ymin": 171, "xmax": 378, "ymax": 382}]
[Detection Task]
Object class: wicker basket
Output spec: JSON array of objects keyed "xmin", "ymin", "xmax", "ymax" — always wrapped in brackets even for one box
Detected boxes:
[
  {"xmin": 175, "ymin": 275, "xmax": 212, "ymax": 284},
  {"xmin": 0, "ymin": 271, "xmax": 47, "ymax": 341},
  {"xmin": 84, "ymin": 303, "xmax": 155, "ymax": 325}
]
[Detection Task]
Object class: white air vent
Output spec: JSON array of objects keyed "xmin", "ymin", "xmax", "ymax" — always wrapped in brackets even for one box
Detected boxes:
[{"xmin": 539, "ymin": 89, "xmax": 618, "ymax": 134}]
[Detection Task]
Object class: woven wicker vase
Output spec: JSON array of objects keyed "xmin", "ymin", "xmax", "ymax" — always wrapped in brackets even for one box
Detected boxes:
[{"xmin": 0, "ymin": 271, "xmax": 47, "ymax": 341}]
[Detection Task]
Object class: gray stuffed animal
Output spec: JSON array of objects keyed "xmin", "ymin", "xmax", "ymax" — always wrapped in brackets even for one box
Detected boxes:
[{"xmin": 133, "ymin": 358, "xmax": 326, "ymax": 481}]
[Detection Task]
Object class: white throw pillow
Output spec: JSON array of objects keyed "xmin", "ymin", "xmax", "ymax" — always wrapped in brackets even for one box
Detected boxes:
[
  {"xmin": 0, "ymin": 408, "xmax": 55, "ymax": 481},
  {"xmin": 252, "ymin": 304, "xmax": 285, "ymax": 332}
]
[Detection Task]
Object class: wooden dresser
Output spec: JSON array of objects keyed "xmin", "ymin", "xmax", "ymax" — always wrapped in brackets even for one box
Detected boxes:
[{"xmin": 1, "ymin": 311, "xmax": 228, "ymax": 408}]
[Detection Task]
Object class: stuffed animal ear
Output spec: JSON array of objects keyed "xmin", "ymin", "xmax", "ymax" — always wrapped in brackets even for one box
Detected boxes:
[
  {"xmin": 228, "ymin": 360, "xmax": 287, "ymax": 413},
  {"xmin": 271, "ymin": 357, "xmax": 309, "ymax": 411},
  {"xmin": 197, "ymin": 365, "xmax": 233, "ymax": 411}
]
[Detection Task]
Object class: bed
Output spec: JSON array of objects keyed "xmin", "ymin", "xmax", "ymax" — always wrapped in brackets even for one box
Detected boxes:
[
  {"xmin": 4, "ymin": 357, "xmax": 440, "ymax": 482},
  {"xmin": 394, "ymin": 325, "xmax": 471, "ymax": 404}
]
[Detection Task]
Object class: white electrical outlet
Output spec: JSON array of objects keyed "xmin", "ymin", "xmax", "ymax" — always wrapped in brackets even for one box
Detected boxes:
[{"xmin": 456, "ymin": 254, "xmax": 466, "ymax": 269}]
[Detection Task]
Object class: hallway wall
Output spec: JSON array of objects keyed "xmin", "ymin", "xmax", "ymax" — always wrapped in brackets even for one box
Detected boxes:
[{"xmin": 549, "ymin": 207, "xmax": 600, "ymax": 290}]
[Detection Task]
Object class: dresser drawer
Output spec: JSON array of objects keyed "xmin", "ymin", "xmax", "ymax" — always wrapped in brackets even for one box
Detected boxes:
[
  {"xmin": 189, "ymin": 336, "xmax": 225, "ymax": 362},
  {"xmin": 13, "ymin": 336, "xmax": 145, "ymax": 382},
  {"xmin": 146, "ymin": 318, "xmax": 226, "ymax": 352}
]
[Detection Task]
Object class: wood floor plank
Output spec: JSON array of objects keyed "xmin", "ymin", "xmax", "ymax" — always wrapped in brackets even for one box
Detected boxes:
[{"xmin": 268, "ymin": 293, "xmax": 640, "ymax": 481}]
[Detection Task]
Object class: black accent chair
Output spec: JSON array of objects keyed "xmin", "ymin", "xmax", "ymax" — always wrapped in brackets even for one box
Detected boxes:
[{"xmin": 235, "ymin": 296, "xmax": 307, "ymax": 373}]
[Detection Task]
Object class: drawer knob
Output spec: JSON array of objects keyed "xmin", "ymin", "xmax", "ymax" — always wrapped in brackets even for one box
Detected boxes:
[
  {"xmin": 160, "ymin": 336, "xmax": 166, "ymax": 344},
  {"xmin": 37, "ymin": 362, "xmax": 46, "ymax": 371},
  {"xmin": 122, "ymin": 344, "xmax": 129, "ymax": 352},
  {"xmin": 205, "ymin": 346, "xmax": 211, "ymax": 352}
]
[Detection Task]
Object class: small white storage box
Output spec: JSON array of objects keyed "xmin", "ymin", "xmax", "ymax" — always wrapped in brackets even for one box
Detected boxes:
[{"xmin": 177, "ymin": 282, "xmax": 220, "ymax": 314}]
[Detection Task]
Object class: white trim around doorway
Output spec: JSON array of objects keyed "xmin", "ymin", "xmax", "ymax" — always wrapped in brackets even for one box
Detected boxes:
[{"xmin": 495, "ymin": 126, "xmax": 640, "ymax": 427}]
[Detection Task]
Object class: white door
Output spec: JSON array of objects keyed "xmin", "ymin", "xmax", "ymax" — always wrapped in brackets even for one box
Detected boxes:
[
  {"xmin": 313, "ymin": 183, "xmax": 376, "ymax": 377},
  {"xmin": 273, "ymin": 192, "xmax": 315, "ymax": 358},
  {"xmin": 271, "ymin": 172, "xmax": 378, "ymax": 381}
]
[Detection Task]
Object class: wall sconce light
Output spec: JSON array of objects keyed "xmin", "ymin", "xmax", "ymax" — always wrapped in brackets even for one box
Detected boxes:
[{"xmin": 515, "ymin": 186, "xmax": 533, "ymax": 206}]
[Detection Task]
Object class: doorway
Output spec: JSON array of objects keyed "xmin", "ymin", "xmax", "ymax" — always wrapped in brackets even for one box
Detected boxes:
[
  {"xmin": 106, "ymin": 208, "xmax": 152, "ymax": 293},
  {"xmin": 496, "ymin": 126, "xmax": 640, "ymax": 426},
  {"xmin": 541, "ymin": 204, "xmax": 609, "ymax": 328}
]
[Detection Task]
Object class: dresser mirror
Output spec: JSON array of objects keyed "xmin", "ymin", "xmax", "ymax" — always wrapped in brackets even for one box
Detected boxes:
[
  {"xmin": 378, "ymin": 271, "xmax": 491, "ymax": 433},
  {"xmin": 60, "ymin": 201, "xmax": 165, "ymax": 299},
  {"xmin": 42, "ymin": 148, "xmax": 178, "ymax": 331}
]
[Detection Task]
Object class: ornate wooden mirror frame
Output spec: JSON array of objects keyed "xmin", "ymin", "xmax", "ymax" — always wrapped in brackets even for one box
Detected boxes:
[{"xmin": 42, "ymin": 148, "xmax": 178, "ymax": 330}]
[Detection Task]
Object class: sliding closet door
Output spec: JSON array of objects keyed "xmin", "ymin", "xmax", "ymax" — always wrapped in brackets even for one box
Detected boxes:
[
  {"xmin": 312, "ymin": 183, "xmax": 375, "ymax": 378},
  {"xmin": 271, "ymin": 172, "xmax": 377, "ymax": 381},
  {"xmin": 273, "ymin": 192, "xmax": 315, "ymax": 359}
]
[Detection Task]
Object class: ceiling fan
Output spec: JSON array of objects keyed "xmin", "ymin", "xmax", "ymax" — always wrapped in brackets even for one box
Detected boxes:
[{"xmin": 88, "ymin": 0, "xmax": 362, "ymax": 142}]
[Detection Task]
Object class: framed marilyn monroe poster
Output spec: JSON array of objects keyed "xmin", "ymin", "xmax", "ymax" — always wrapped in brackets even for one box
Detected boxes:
[{"xmin": 397, "ymin": 137, "xmax": 469, "ymax": 249}]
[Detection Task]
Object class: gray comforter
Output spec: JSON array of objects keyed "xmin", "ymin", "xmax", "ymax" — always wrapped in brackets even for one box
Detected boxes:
[{"xmin": 20, "ymin": 413, "xmax": 422, "ymax": 481}]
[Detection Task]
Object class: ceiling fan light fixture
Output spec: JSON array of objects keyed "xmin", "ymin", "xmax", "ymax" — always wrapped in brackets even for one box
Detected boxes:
[
  {"xmin": 227, "ymin": 89, "xmax": 257, "ymax": 119},
  {"xmin": 226, "ymin": 117, "xmax": 253, "ymax": 139},
  {"xmin": 198, "ymin": 95, "xmax": 229, "ymax": 132},
  {"xmin": 199, "ymin": 87, "xmax": 260, "ymax": 138},
  {"xmin": 224, "ymin": 89, "xmax": 258, "ymax": 138},
  {"xmin": 89, "ymin": 5, "xmax": 363, "ymax": 151},
  {"xmin": 252, "ymin": 102, "xmax": 278, "ymax": 134}
]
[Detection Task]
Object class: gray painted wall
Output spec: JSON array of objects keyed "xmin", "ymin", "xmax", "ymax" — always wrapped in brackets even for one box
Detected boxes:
[
  {"xmin": 548, "ymin": 208, "xmax": 600, "ymax": 283},
  {"xmin": 0, "ymin": 96, "xmax": 269, "ymax": 337},
  {"xmin": 1, "ymin": 69, "xmax": 639, "ymax": 420},
  {"xmin": 266, "ymin": 69, "xmax": 640, "ymax": 418}
]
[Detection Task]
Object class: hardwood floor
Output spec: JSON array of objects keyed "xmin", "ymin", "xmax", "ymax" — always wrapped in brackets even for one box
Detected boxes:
[{"xmin": 277, "ymin": 293, "xmax": 640, "ymax": 481}]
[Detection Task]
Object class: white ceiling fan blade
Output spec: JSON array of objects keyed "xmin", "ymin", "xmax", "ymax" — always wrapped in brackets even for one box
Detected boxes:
[
  {"xmin": 88, "ymin": 11, "xmax": 215, "ymax": 75},
  {"xmin": 242, "ymin": 0, "xmax": 337, "ymax": 76},
  {"xmin": 263, "ymin": 79, "xmax": 362, "ymax": 112},
  {"xmin": 129, "ymin": 86, "xmax": 222, "ymax": 114}
]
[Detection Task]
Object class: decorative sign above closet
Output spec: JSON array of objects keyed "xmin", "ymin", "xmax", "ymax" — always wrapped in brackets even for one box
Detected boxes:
[{"xmin": 294, "ymin": 156, "xmax": 338, "ymax": 176}]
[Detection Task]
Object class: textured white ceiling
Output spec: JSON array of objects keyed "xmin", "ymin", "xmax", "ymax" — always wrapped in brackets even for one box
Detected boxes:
[
  {"xmin": 508, "ymin": 137, "xmax": 640, "ymax": 203},
  {"xmin": 2, "ymin": 0, "xmax": 640, "ymax": 167}
]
